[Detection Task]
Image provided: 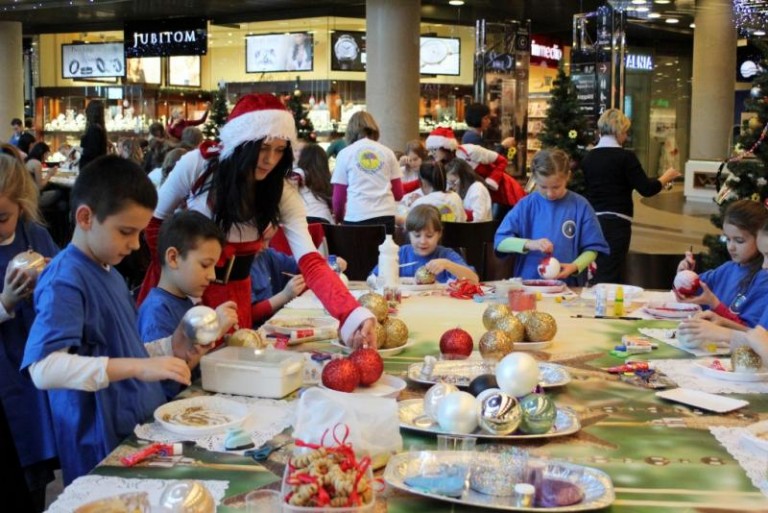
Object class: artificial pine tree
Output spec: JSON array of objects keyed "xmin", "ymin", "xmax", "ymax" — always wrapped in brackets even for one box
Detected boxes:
[
  {"xmin": 701, "ymin": 41, "xmax": 768, "ymax": 270},
  {"xmin": 202, "ymin": 87, "xmax": 229, "ymax": 140},
  {"xmin": 537, "ymin": 65, "xmax": 592, "ymax": 194},
  {"xmin": 286, "ymin": 89, "xmax": 317, "ymax": 143}
]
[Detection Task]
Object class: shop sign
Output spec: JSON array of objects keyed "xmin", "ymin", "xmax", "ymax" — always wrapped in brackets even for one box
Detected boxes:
[
  {"xmin": 625, "ymin": 53, "xmax": 653, "ymax": 71},
  {"xmin": 530, "ymin": 36, "xmax": 563, "ymax": 66},
  {"xmin": 124, "ymin": 18, "xmax": 207, "ymax": 57}
]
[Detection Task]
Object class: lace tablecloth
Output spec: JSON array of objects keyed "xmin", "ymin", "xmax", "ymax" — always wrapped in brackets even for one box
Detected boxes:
[
  {"xmin": 651, "ymin": 359, "xmax": 768, "ymax": 394},
  {"xmin": 135, "ymin": 395, "xmax": 295, "ymax": 454},
  {"xmin": 639, "ymin": 328, "xmax": 731, "ymax": 357},
  {"xmin": 710, "ymin": 426, "xmax": 768, "ymax": 497},
  {"xmin": 47, "ymin": 475, "xmax": 229, "ymax": 513}
]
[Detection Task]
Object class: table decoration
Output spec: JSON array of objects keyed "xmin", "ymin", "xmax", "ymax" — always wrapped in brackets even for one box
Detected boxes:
[{"xmin": 407, "ymin": 358, "xmax": 571, "ymax": 389}]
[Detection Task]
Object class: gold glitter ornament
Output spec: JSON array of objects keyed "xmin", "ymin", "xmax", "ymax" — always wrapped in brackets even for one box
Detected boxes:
[
  {"xmin": 374, "ymin": 322, "xmax": 387, "ymax": 349},
  {"xmin": 479, "ymin": 329, "xmax": 514, "ymax": 361},
  {"xmin": 359, "ymin": 292, "xmax": 389, "ymax": 323},
  {"xmin": 415, "ymin": 266, "xmax": 436, "ymax": 284},
  {"xmin": 515, "ymin": 310, "xmax": 535, "ymax": 327},
  {"xmin": 482, "ymin": 303, "xmax": 510, "ymax": 330},
  {"xmin": 524, "ymin": 311, "xmax": 557, "ymax": 342},
  {"xmin": 227, "ymin": 328, "xmax": 267, "ymax": 348},
  {"xmin": 383, "ymin": 317, "xmax": 409, "ymax": 348},
  {"xmin": 732, "ymin": 345, "xmax": 763, "ymax": 373},
  {"xmin": 494, "ymin": 315, "xmax": 525, "ymax": 343}
]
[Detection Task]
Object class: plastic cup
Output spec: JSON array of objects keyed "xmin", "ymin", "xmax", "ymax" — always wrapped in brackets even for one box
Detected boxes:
[
  {"xmin": 246, "ymin": 489, "xmax": 282, "ymax": 513},
  {"xmin": 508, "ymin": 290, "xmax": 537, "ymax": 312},
  {"xmin": 437, "ymin": 434, "xmax": 477, "ymax": 451}
]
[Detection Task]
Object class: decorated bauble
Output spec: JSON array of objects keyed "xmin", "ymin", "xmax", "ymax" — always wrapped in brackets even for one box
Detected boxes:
[
  {"xmin": 748, "ymin": 116, "xmax": 763, "ymax": 131},
  {"xmin": 494, "ymin": 315, "xmax": 525, "ymax": 343},
  {"xmin": 349, "ymin": 348, "xmax": 384, "ymax": 386},
  {"xmin": 374, "ymin": 322, "xmax": 387, "ymax": 349},
  {"xmin": 751, "ymin": 86, "xmax": 764, "ymax": 99},
  {"xmin": 478, "ymin": 391, "xmax": 522, "ymax": 435},
  {"xmin": 436, "ymin": 391, "xmax": 479, "ymax": 434},
  {"xmin": 467, "ymin": 374, "xmax": 499, "ymax": 397},
  {"xmin": 423, "ymin": 383, "xmax": 460, "ymax": 420},
  {"xmin": 415, "ymin": 266, "xmax": 436, "ymax": 285},
  {"xmin": 439, "ymin": 327, "xmax": 474, "ymax": 360},
  {"xmin": 321, "ymin": 358, "xmax": 360, "ymax": 392},
  {"xmin": 674, "ymin": 270, "xmax": 701, "ymax": 298},
  {"xmin": 537, "ymin": 256, "xmax": 561, "ymax": 279},
  {"xmin": 482, "ymin": 303, "xmax": 510, "ymax": 330},
  {"xmin": 158, "ymin": 480, "xmax": 215, "ymax": 513},
  {"xmin": 732, "ymin": 346, "xmax": 763, "ymax": 373},
  {"xmin": 359, "ymin": 292, "xmax": 389, "ymax": 323},
  {"xmin": 383, "ymin": 318, "xmax": 409, "ymax": 349},
  {"xmin": 519, "ymin": 392, "xmax": 556, "ymax": 434},
  {"xmin": 9, "ymin": 250, "xmax": 46, "ymax": 278},
  {"xmin": 181, "ymin": 305, "xmax": 220, "ymax": 345},
  {"xmin": 479, "ymin": 330, "xmax": 514, "ymax": 361},
  {"xmin": 495, "ymin": 352, "xmax": 540, "ymax": 398},
  {"xmin": 524, "ymin": 312, "xmax": 558, "ymax": 342},
  {"xmin": 515, "ymin": 310, "xmax": 535, "ymax": 327},
  {"xmin": 227, "ymin": 329, "xmax": 266, "ymax": 348}
]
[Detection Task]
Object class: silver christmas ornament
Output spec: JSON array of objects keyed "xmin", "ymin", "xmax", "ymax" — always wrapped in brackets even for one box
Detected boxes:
[
  {"xmin": 181, "ymin": 305, "xmax": 220, "ymax": 345},
  {"xmin": 478, "ymin": 391, "xmax": 521, "ymax": 435}
]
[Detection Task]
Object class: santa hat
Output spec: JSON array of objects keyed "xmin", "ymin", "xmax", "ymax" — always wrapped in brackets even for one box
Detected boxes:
[
  {"xmin": 456, "ymin": 144, "xmax": 499, "ymax": 168},
  {"xmin": 425, "ymin": 126, "xmax": 458, "ymax": 151},
  {"xmin": 218, "ymin": 93, "xmax": 297, "ymax": 161}
]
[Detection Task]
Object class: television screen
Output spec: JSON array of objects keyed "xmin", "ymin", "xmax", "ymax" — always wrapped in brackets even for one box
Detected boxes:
[
  {"xmin": 62, "ymin": 42, "xmax": 125, "ymax": 79},
  {"xmin": 245, "ymin": 32, "xmax": 314, "ymax": 73},
  {"xmin": 126, "ymin": 57, "xmax": 161, "ymax": 84},
  {"xmin": 420, "ymin": 37, "xmax": 461, "ymax": 76},
  {"xmin": 330, "ymin": 31, "xmax": 366, "ymax": 72},
  {"xmin": 168, "ymin": 55, "xmax": 201, "ymax": 87}
]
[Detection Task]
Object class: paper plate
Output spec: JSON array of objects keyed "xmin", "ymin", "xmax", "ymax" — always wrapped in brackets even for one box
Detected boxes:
[
  {"xmin": 581, "ymin": 284, "xmax": 644, "ymax": 301},
  {"xmin": 320, "ymin": 374, "xmax": 407, "ymax": 398},
  {"xmin": 644, "ymin": 302, "xmax": 701, "ymax": 319},
  {"xmin": 521, "ymin": 279, "xmax": 566, "ymax": 294},
  {"xmin": 693, "ymin": 358, "xmax": 768, "ymax": 382},
  {"xmin": 331, "ymin": 338, "xmax": 415, "ymax": 356},
  {"xmin": 154, "ymin": 396, "xmax": 250, "ymax": 437}
]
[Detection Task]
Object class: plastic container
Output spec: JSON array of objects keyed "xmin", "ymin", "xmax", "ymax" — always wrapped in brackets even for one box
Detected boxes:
[
  {"xmin": 377, "ymin": 234, "xmax": 400, "ymax": 288},
  {"xmin": 280, "ymin": 459, "xmax": 375, "ymax": 513},
  {"xmin": 200, "ymin": 346, "xmax": 304, "ymax": 398},
  {"xmin": 594, "ymin": 287, "xmax": 607, "ymax": 316}
]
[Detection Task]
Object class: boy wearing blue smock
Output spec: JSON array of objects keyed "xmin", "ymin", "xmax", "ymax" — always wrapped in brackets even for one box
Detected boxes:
[
  {"xmin": 22, "ymin": 156, "xmax": 207, "ymax": 485},
  {"xmin": 495, "ymin": 149, "xmax": 609, "ymax": 285}
]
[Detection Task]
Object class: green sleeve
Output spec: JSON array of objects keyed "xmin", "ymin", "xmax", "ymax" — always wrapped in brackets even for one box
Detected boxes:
[
  {"xmin": 497, "ymin": 237, "xmax": 528, "ymax": 254},
  {"xmin": 573, "ymin": 250, "xmax": 598, "ymax": 273}
]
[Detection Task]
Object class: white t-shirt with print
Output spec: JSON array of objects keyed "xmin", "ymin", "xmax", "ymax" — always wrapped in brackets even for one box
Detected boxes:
[
  {"xmin": 464, "ymin": 181, "xmax": 493, "ymax": 222},
  {"xmin": 411, "ymin": 191, "xmax": 467, "ymax": 223}
]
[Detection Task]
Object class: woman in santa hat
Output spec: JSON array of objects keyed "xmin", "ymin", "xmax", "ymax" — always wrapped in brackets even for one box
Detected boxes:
[
  {"xmin": 455, "ymin": 144, "xmax": 526, "ymax": 220},
  {"xmin": 139, "ymin": 94, "xmax": 375, "ymax": 348}
]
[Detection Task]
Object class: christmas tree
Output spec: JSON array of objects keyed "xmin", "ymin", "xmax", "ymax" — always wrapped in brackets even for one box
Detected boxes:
[
  {"xmin": 537, "ymin": 64, "xmax": 592, "ymax": 194},
  {"xmin": 202, "ymin": 87, "xmax": 229, "ymax": 140},
  {"xmin": 701, "ymin": 41, "xmax": 768, "ymax": 270},
  {"xmin": 286, "ymin": 89, "xmax": 317, "ymax": 143}
]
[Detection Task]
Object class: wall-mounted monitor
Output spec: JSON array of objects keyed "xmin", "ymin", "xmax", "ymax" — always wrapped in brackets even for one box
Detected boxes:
[
  {"xmin": 126, "ymin": 57, "xmax": 162, "ymax": 84},
  {"xmin": 167, "ymin": 55, "xmax": 201, "ymax": 87},
  {"xmin": 420, "ymin": 36, "xmax": 460, "ymax": 76},
  {"xmin": 62, "ymin": 42, "xmax": 125, "ymax": 79},
  {"xmin": 245, "ymin": 32, "xmax": 314, "ymax": 73},
  {"xmin": 330, "ymin": 31, "xmax": 366, "ymax": 72}
]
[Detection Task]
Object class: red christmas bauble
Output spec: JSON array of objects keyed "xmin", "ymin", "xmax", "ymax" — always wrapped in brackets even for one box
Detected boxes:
[
  {"xmin": 348, "ymin": 348, "xmax": 384, "ymax": 386},
  {"xmin": 439, "ymin": 328, "xmax": 474, "ymax": 360},
  {"xmin": 674, "ymin": 270, "xmax": 701, "ymax": 298},
  {"xmin": 321, "ymin": 358, "xmax": 360, "ymax": 392}
]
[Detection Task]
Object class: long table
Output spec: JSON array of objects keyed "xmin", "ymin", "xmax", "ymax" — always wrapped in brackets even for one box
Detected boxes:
[{"xmin": 81, "ymin": 289, "xmax": 768, "ymax": 512}]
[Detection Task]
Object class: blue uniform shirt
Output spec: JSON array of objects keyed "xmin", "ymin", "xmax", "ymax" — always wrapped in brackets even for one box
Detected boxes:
[
  {"xmin": 137, "ymin": 287, "xmax": 194, "ymax": 342},
  {"xmin": 494, "ymin": 191, "xmax": 609, "ymax": 285},
  {"xmin": 700, "ymin": 262, "xmax": 768, "ymax": 328},
  {"xmin": 22, "ymin": 244, "xmax": 167, "ymax": 485},
  {"xmin": 250, "ymin": 248, "xmax": 300, "ymax": 303},
  {"xmin": 372, "ymin": 245, "xmax": 472, "ymax": 283}
]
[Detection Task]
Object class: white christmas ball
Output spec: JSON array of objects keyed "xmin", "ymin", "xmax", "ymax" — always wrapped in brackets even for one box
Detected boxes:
[
  {"xmin": 423, "ymin": 383, "xmax": 460, "ymax": 421},
  {"xmin": 436, "ymin": 391, "xmax": 479, "ymax": 434},
  {"xmin": 537, "ymin": 256, "xmax": 561, "ymax": 279},
  {"xmin": 181, "ymin": 305, "xmax": 220, "ymax": 345},
  {"xmin": 495, "ymin": 352, "xmax": 540, "ymax": 398}
]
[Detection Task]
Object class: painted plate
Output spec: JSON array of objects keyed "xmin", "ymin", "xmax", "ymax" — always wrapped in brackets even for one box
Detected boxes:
[
  {"xmin": 644, "ymin": 302, "xmax": 701, "ymax": 319},
  {"xmin": 407, "ymin": 360, "xmax": 571, "ymax": 388},
  {"xmin": 398, "ymin": 399, "xmax": 580, "ymax": 440},
  {"xmin": 320, "ymin": 374, "xmax": 407, "ymax": 399},
  {"xmin": 693, "ymin": 358, "xmax": 768, "ymax": 382},
  {"xmin": 331, "ymin": 338, "xmax": 415, "ymax": 356},
  {"xmin": 154, "ymin": 396, "xmax": 250, "ymax": 437},
  {"xmin": 521, "ymin": 279, "xmax": 567, "ymax": 294}
]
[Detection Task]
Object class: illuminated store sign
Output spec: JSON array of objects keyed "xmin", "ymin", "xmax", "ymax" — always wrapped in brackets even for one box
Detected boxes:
[
  {"xmin": 125, "ymin": 18, "xmax": 207, "ymax": 57},
  {"xmin": 530, "ymin": 36, "xmax": 562, "ymax": 66},
  {"xmin": 625, "ymin": 53, "xmax": 653, "ymax": 71}
]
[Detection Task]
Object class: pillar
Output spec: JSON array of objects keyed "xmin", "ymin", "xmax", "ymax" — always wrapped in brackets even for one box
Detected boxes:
[
  {"xmin": 366, "ymin": 0, "xmax": 420, "ymax": 151},
  {"xmin": 0, "ymin": 22, "xmax": 24, "ymax": 133}
]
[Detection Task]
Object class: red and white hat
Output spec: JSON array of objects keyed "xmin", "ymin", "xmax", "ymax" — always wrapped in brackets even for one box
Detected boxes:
[
  {"xmin": 425, "ymin": 126, "xmax": 458, "ymax": 152},
  {"xmin": 456, "ymin": 144, "xmax": 498, "ymax": 168},
  {"xmin": 218, "ymin": 93, "xmax": 297, "ymax": 161}
]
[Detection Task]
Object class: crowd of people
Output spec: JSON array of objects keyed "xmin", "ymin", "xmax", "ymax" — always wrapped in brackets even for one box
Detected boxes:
[{"xmin": 4, "ymin": 95, "xmax": 768, "ymax": 512}]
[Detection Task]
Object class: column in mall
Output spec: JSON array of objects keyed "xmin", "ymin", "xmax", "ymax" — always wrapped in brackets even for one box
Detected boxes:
[
  {"xmin": 0, "ymin": 22, "xmax": 24, "ymax": 133},
  {"xmin": 684, "ymin": 0, "xmax": 736, "ymax": 201},
  {"xmin": 366, "ymin": 0, "xmax": 421, "ymax": 151}
]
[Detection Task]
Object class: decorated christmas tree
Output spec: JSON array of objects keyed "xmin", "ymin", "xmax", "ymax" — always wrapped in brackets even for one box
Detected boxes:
[
  {"xmin": 286, "ymin": 89, "xmax": 317, "ymax": 143},
  {"xmin": 202, "ymin": 87, "xmax": 229, "ymax": 140},
  {"xmin": 701, "ymin": 41, "xmax": 768, "ymax": 270},
  {"xmin": 537, "ymin": 65, "xmax": 592, "ymax": 194}
]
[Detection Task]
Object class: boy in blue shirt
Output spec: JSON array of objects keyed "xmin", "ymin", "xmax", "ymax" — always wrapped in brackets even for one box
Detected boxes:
[{"xmin": 22, "ymin": 156, "xmax": 209, "ymax": 485}]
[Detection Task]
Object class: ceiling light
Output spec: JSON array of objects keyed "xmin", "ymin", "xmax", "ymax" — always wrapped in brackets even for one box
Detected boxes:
[
  {"xmin": 654, "ymin": 0, "xmax": 670, "ymax": 3},
  {"xmin": 631, "ymin": 0, "xmax": 646, "ymax": 4},
  {"xmin": 689, "ymin": 23, "xmax": 695, "ymax": 28},
  {"xmin": 648, "ymin": 12, "xmax": 661, "ymax": 18},
  {"xmin": 448, "ymin": 0, "xmax": 464, "ymax": 5},
  {"xmin": 755, "ymin": 30, "xmax": 767, "ymax": 36},
  {"xmin": 636, "ymin": 6, "xmax": 649, "ymax": 11},
  {"xmin": 665, "ymin": 17, "xmax": 679, "ymax": 24}
]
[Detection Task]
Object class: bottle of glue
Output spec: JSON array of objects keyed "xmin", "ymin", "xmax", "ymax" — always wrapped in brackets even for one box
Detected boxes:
[{"xmin": 613, "ymin": 285, "xmax": 625, "ymax": 317}]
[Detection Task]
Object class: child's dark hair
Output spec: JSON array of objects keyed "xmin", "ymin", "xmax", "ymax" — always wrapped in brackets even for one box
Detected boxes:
[
  {"xmin": 71, "ymin": 155, "xmax": 157, "ymax": 221},
  {"xmin": 406, "ymin": 204, "xmax": 443, "ymax": 233},
  {"xmin": 465, "ymin": 103, "xmax": 490, "ymax": 129},
  {"xmin": 445, "ymin": 159, "xmax": 483, "ymax": 198},
  {"xmin": 530, "ymin": 148, "xmax": 570, "ymax": 178},
  {"xmin": 157, "ymin": 210, "xmax": 225, "ymax": 267},
  {"xmin": 723, "ymin": 199, "xmax": 768, "ymax": 291},
  {"xmin": 297, "ymin": 143, "xmax": 332, "ymax": 210},
  {"xmin": 419, "ymin": 161, "xmax": 447, "ymax": 192},
  {"xmin": 27, "ymin": 142, "xmax": 50, "ymax": 163}
]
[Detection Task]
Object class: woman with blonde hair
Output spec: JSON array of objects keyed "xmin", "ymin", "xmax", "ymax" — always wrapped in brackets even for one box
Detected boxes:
[
  {"xmin": 581, "ymin": 108, "xmax": 681, "ymax": 283},
  {"xmin": 331, "ymin": 111, "xmax": 404, "ymax": 233}
]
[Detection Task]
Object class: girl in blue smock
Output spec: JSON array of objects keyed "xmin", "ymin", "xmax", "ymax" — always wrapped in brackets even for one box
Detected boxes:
[
  {"xmin": 676, "ymin": 199, "xmax": 768, "ymax": 327},
  {"xmin": 0, "ymin": 153, "xmax": 59, "ymax": 511},
  {"xmin": 370, "ymin": 204, "xmax": 479, "ymax": 284},
  {"xmin": 494, "ymin": 148, "xmax": 609, "ymax": 285}
]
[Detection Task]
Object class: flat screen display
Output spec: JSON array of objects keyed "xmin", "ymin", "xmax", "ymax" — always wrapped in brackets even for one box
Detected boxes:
[
  {"xmin": 62, "ymin": 42, "xmax": 125, "ymax": 79},
  {"xmin": 126, "ymin": 57, "xmax": 161, "ymax": 84},
  {"xmin": 167, "ymin": 55, "xmax": 201, "ymax": 87},
  {"xmin": 245, "ymin": 32, "xmax": 314, "ymax": 73},
  {"xmin": 420, "ymin": 36, "xmax": 461, "ymax": 76},
  {"xmin": 330, "ymin": 31, "xmax": 366, "ymax": 72}
]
